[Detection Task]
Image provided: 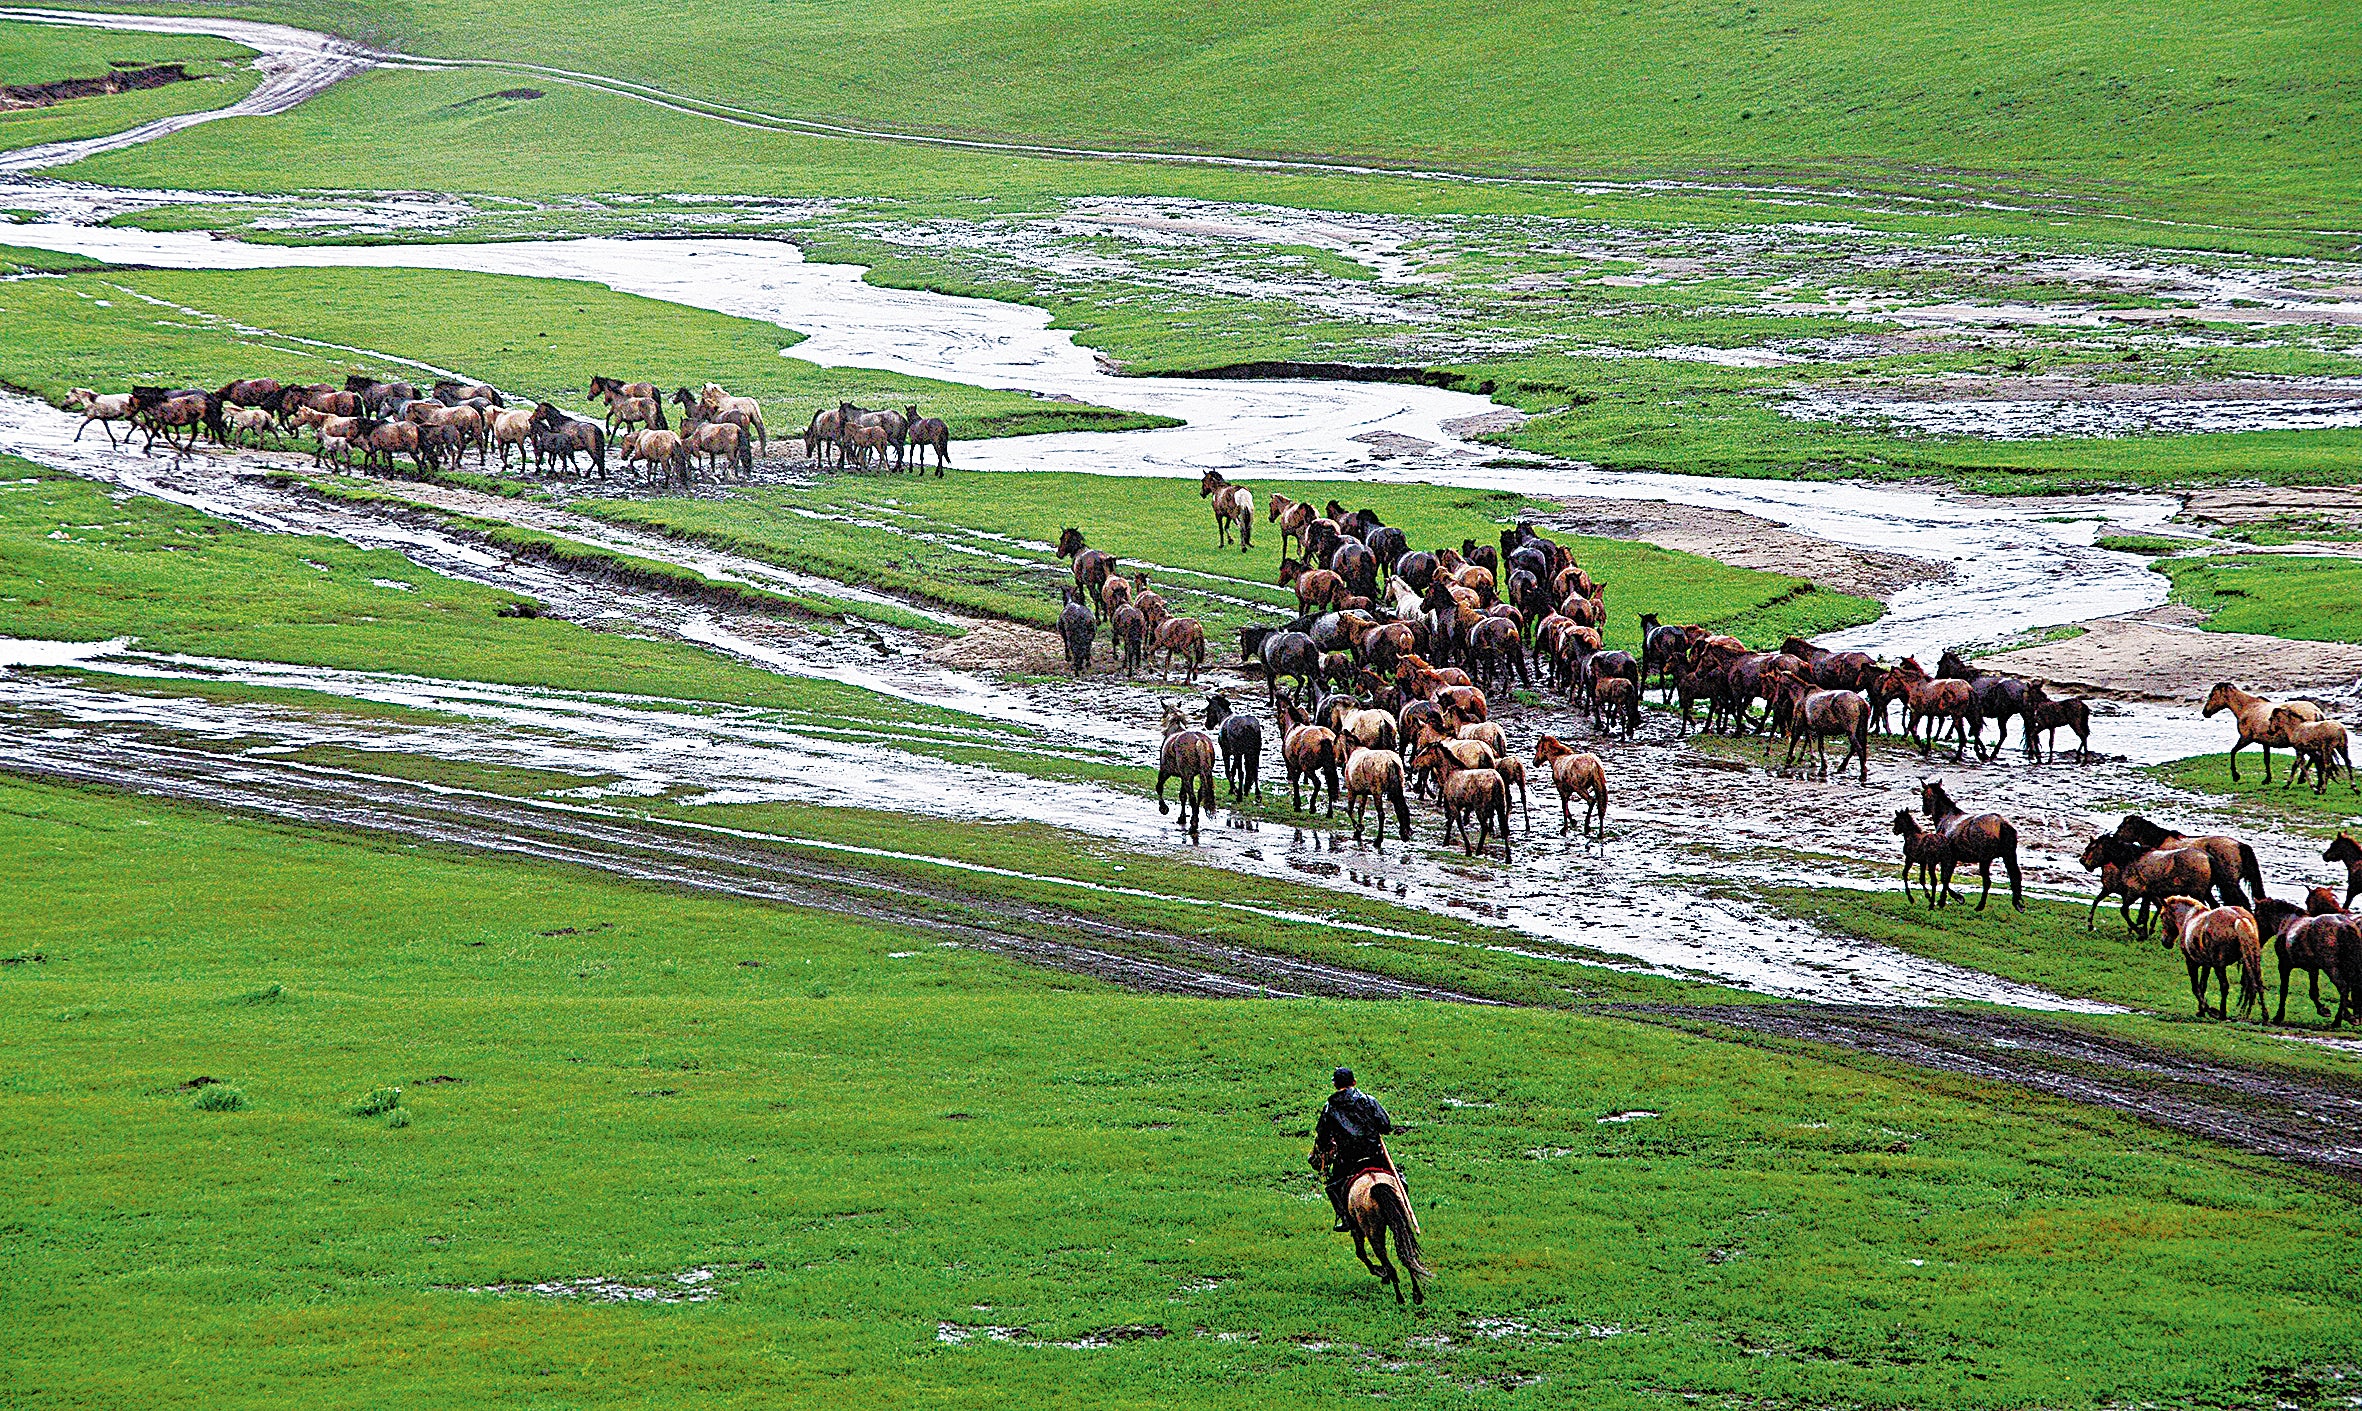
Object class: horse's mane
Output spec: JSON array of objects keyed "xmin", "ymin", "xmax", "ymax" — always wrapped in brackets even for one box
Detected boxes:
[
  {"xmin": 2255, "ymin": 896, "xmax": 2306, "ymax": 935},
  {"xmin": 2115, "ymin": 815, "xmax": 2176, "ymax": 848}
]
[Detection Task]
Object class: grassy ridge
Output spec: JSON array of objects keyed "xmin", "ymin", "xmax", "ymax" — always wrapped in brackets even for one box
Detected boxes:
[
  {"xmin": 0, "ymin": 19, "xmax": 256, "ymax": 153},
  {"xmin": 7, "ymin": 774, "xmax": 2361, "ymax": 1408},
  {"xmin": 2158, "ymin": 554, "xmax": 2362, "ymax": 644},
  {"xmin": 582, "ymin": 471, "xmax": 1882, "ymax": 648},
  {"xmin": 46, "ymin": 0, "xmax": 2362, "ymax": 231},
  {"xmin": 0, "ymin": 263, "xmax": 1163, "ymax": 441}
]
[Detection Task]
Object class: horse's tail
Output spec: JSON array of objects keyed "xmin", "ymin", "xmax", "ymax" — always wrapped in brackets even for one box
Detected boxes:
[
  {"xmin": 2240, "ymin": 843, "xmax": 2267, "ymax": 903},
  {"xmin": 1240, "ymin": 501, "xmax": 1252, "ymax": 549},
  {"xmin": 2237, "ymin": 928, "xmax": 2265, "ymax": 1018},
  {"xmin": 1372, "ymin": 1182, "xmax": 1427, "ymax": 1278},
  {"xmin": 2002, "ymin": 822, "xmax": 2025, "ymax": 910},
  {"xmin": 652, "ymin": 399, "xmax": 668, "ymax": 430},
  {"xmin": 1388, "ymin": 768, "xmax": 1411, "ymax": 842},
  {"xmin": 1853, "ymin": 707, "xmax": 1870, "ymax": 781}
]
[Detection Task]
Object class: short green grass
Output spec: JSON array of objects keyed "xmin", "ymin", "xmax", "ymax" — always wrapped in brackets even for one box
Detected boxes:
[
  {"xmin": 2150, "ymin": 754, "xmax": 2362, "ymax": 834},
  {"xmin": 582, "ymin": 472, "xmax": 1882, "ymax": 649},
  {"xmin": 9, "ymin": 774, "xmax": 2362, "ymax": 1408},
  {"xmin": 0, "ymin": 19, "xmax": 256, "ymax": 154},
  {"xmin": 0, "ymin": 263, "xmax": 1163, "ymax": 442},
  {"xmin": 2158, "ymin": 554, "xmax": 2362, "ymax": 643}
]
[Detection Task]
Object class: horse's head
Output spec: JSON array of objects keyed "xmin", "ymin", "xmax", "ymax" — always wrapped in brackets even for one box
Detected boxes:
[
  {"xmin": 2256, "ymin": 896, "xmax": 2307, "ymax": 938},
  {"xmin": 1278, "ymin": 558, "xmax": 1303, "ymax": 585},
  {"xmin": 1892, "ymin": 809, "xmax": 1920, "ymax": 838},
  {"xmin": 2306, "ymin": 885, "xmax": 2347, "ymax": 916},
  {"xmin": 1919, "ymin": 778, "xmax": 1950, "ymax": 816},
  {"xmin": 2076, "ymin": 835, "xmax": 2114, "ymax": 871},
  {"xmin": 1199, "ymin": 470, "xmax": 1223, "ymax": 497},
  {"xmin": 2201, "ymin": 682, "xmax": 2235, "ymax": 716},
  {"xmin": 2326, "ymin": 833, "xmax": 2362, "ymax": 866},
  {"xmin": 1160, "ymin": 702, "xmax": 1189, "ymax": 737},
  {"xmin": 1055, "ymin": 527, "xmax": 1084, "ymax": 559},
  {"xmin": 2114, "ymin": 814, "xmax": 2171, "ymax": 849},
  {"xmin": 1533, "ymin": 735, "xmax": 1567, "ymax": 765},
  {"xmin": 344, "ymin": 375, "xmax": 373, "ymax": 393},
  {"xmin": 2158, "ymin": 896, "xmax": 2205, "ymax": 950},
  {"xmin": 1203, "ymin": 692, "xmax": 1232, "ymax": 727}
]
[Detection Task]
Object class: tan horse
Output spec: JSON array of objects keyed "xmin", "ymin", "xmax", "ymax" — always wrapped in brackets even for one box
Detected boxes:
[
  {"xmin": 1199, "ymin": 470, "xmax": 1254, "ymax": 551},
  {"xmin": 1275, "ymin": 697, "xmax": 1340, "ymax": 815},
  {"xmin": 1154, "ymin": 617, "xmax": 1206, "ymax": 683},
  {"xmin": 2203, "ymin": 682, "xmax": 2322, "ymax": 784},
  {"xmin": 2158, "ymin": 895, "xmax": 2263, "ymax": 1020},
  {"xmin": 1338, "ymin": 740, "xmax": 1413, "ymax": 846},
  {"xmin": 1534, "ymin": 736, "xmax": 1608, "ymax": 838},
  {"xmin": 699, "ymin": 383, "xmax": 768, "ymax": 454},
  {"xmin": 1411, "ymin": 741, "xmax": 1511, "ymax": 862},
  {"xmin": 619, "ymin": 428, "xmax": 689, "ymax": 488},
  {"xmin": 2273, "ymin": 707, "xmax": 2354, "ymax": 794},
  {"xmin": 488, "ymin": 407, "xmax": 537, "ymax": 471},
  {"xmin": 65, "ymin": 389, "xmax": 137, "ymax": 446},
  {"xmin": 1338, "ymin": 1164, "xmax": 1426, "ymax": 1305}
]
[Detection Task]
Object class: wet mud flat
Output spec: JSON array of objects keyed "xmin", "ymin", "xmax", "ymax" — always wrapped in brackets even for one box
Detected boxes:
[
  {"xmin": 1533, "ymin": 495, "xmax": 1952, "ymax": 602},
  {"xmin": 1980, "ymin": 603, "xmax": 2362, "ymax": 707},
  {"xmin": 1637, "ymin": 1004, "xmax": 2362, "ymax": 1180}
]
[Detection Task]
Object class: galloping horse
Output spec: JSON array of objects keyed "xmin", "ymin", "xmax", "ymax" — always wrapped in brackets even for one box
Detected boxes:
[
  {"xmin": 1199, "ymin": 470, "xmax": 1254, "ymax": 551},
  {"xmin": 1330, "ymin": 1160, "xmax": 1427, "ymax": 1305}
]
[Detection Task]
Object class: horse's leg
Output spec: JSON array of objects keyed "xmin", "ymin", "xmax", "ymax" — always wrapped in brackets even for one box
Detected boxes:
[
  {"xmin": 2313, "ymin": 968, "xmax": 2332, "ymax": 1018},
  {"xmin": 1975, "ymin": 859, "xmax": 1994, "ymax": 912},
  {"xmin": 2188, "ymin": 957, "xmax": 2207, "ymax": 1016}
]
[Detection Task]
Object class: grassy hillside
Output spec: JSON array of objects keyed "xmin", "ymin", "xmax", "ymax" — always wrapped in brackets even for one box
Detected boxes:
[
  {"xmin": 51, "ymin": 0, "xmax": 2360, "ymax": 230},
  {"xmin": 7, "ymin": 774, "xmax": 2361, "ymax": 1408},
  {"xmin": 0, "ymin": 18, "xmax": 257, "ymax": 153}
]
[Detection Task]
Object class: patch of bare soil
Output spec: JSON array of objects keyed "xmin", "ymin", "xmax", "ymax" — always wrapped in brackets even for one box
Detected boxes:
[
  {"xmin": 926, "ymin": 619, "xmax": 1068, "ymax": 675},
  {"xmin": 1536, "ymin": 496, "xmax": 1951, "ymax": 602},
  {"xmin": 2182, "ymin": 485, "xmax": 2362, "ymax": 538},
  {"xmin": 1978, "ymin": 605, "xmax": 2362, "ymax": 704},
  {"xmin": 1832, "ymin": 375, "xmax": 2362, "ymax": 406},
  {"xmin": 0, "ymin": 63, "xmax": 197, "ymax": 109}
]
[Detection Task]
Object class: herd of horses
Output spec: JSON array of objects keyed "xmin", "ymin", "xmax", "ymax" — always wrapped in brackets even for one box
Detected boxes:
[
  {"xmin": 1066, "ymin": 479, "xmax": 2362, "ymax": 1028},
  {"xmin": 62, "ymin": 375, "xmax": 954, "ymax": 488}
]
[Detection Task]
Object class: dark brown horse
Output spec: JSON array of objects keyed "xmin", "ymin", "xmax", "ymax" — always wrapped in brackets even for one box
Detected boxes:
[
  {"xmin": 902, "ymin": 405, "xmax": 951, "ymax": 474},
  {"xmin": 1892, "ymin": 810, "xmax": 1951, "ymax": 907},
  {"xmin": 1919, "ymin": 779, "xmax": 2024, "ymax": 911},
  {"xmin": 2112, "ymin": 816, "xmax": 2262, "ymax": 906},
  {"xmin": 1413, "ymin": 741, "xmax": 1511, "ymax": 863},
  {"xmin": 1155, "ymin": 703, "xmax": 1218, "ymax": 840},
  {"xmin": 1199, "ymin": 470, "xmax": 1254, "ymax": 551},
  {"xmin": 2328, "ymin": 833, "xmax": 2362, "ymax": 907},
  {"xmin": 1783, "ymin": 689, "xmax": 1871, "ymax": 783},
  {"xmin": 2256, "ymin": 897, "xmax": 2362, "ymax": 1025},
  {"xmin": 1056, "ymin": 529, "xmax": 1119, "ymax": 619},
  {"xmin": 2082, "ymin": 833, "xmax": 2225, "ymax": 938},
  {"xmin": 527, "ymin": 403, "xmax": 607, "ymax": 477}
]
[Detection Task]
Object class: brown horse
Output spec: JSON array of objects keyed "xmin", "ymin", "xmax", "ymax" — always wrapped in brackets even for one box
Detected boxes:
[
  {"xmin": 1533, "ymin": 736, "xmax": 1608, "ymax": 839},
  {"xmin": 129, "ymin": 386, "xmax": 218, "ymax": 453},
  {"xmin": 619, "ymin": 428, "xmax": 691, "ymax": 488},
  {"xmin": 1111, "ymin": 604, "xmax": 1147, "ymax": 676},
  {"xmin": 1339, "ymin": 740, "xmax": 1413, "ymax": 846},
  {"xmin": 1155, "ymin": 617, "xmax": 1207, "ymax": 683},
  {"xmin": 2024, "ymin": 696, "xmax": 2093, "ymax": 763},
  {"xmin": 2110, "ymin": 816, "xmax": 2262, "ymax": 906},
  {"xmin": 1891, "ymin": 810, "xmax": 1951, "ymax": 907},
  {"xmin": 1902, "ymin": 678, "xmax": 1981, "ymax": 760},
  {"xmin": 1280, "ymin": 558, "xmax": 1346, "ymax": 614},
  {"xmin": 902, "ymin": 405, "xmax": 951, "ymax": 474},
  {"xmin": 1413, "ymin": 741, "xmax": 1511, "ymax": 862},
  {"xmin": 2256, "ymin": 897, "xmax": 2361, "ymax": 1025},
  {"xmin": 1782, "ymin": 689, "xmax": 1872, "ymax": 783},
  {"xmin": 2326, "ymin": 833, "xmax": 2362, "ymax": 908},
  {"xmin": 2275, "ymin": 709, "xmax": 2355, "ymax": 794},
  {"xmin": 1275, "ymin": 697, "xmax": 1340, "ymax": 815},
  {"xmin": 1199, "ymin": 470, "xmax": 1254, "ymax": 551},
  {"xmin": 1056, "ymin": 529, "xmax": 1119, "ymax": 619},
  {"xmin": 1155, "ymin": 703, "xmax": 1218, "ymax": 840},
  {"xmin": 2084, "ymin": 834, "xmax": 2225, "ymax": 938},
  {"xmin": 2203, "ymin": 682, "xmax": 2322, "ymax": 784},
  {"xmin": 680, "ymin": 408, "xmax": 750, "ymax": 480},
  {"xmin": 1267, "ymin": 493, "xmax": 1315, "ymax": 558},
  {"xmin": 2158, "ymin": 896, "xmax": 2263, "ymax": 1020},
  {"xmin": 1919, "ymin": 779, "xmax": 2023, "ymax": 911}
]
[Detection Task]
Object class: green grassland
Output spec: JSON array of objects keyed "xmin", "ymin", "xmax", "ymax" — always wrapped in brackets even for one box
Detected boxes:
[
  {"xmin": 42, "ymin": 0, "xmax": 2362, "ymax": 234},
  {"xmin": 8, "ymin": 773, "xmax": 2362, "ymax": 1408},
  {"xmin": 2151, "ymin": 754, "xmax": 2362, "ymax": 834},
  {"xmin": 0, "ymin": 263, "xmax": 1161, "ymax": 441},
  {"xmin": 581, "ymin": 471, "xmax": 1881, "ymax": 648},
  {"xmin": 2158, "ymin": 554, "xmax": 2362, "ymax": 644},
  {"xmin": 0, "ymin": 18, "xmax": 257, "ymax": 153}
]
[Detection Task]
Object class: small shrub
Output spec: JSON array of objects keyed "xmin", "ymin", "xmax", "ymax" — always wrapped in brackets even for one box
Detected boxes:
[
  {"xmin": 352, "ymin": 1085, "xmax": 403, "ymax": 1117},
  {"xmin": 385, "ymin": 1106, "xmax": 411, "ymax": 1129},
  {"xmin": 191, "ymin": 1084, "xmax": 247, "ymax": 1112},
  {"xmin": 239, "ymin": 983, "xmax": 286, "ymax": 1005}
]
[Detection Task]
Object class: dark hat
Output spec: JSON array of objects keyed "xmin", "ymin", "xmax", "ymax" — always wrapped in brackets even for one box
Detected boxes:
[{"xmin": 1332, "ymin": 1067, "xmax": 1355, "ymax": 1087}]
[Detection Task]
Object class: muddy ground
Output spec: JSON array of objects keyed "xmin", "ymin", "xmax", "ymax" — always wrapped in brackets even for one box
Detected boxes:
[
  {"xmin": 1536, "ymin": 496, "xmax": 1952, "ymax": 602},
  {"xmin": 1981, "ymin": 604, "xmax": 2362, "ymax": 705}
]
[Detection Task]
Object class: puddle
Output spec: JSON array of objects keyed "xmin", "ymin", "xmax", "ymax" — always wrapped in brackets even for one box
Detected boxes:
[{"xmin": 443, "ymin": 1267, "xmax": 720, "ymax": 1304}]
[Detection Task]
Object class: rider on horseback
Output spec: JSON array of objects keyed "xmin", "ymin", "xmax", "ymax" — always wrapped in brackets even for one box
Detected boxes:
[{"xmin": 1311, "ymin": 1067, "xmax": 1396, "ymax": 1232}]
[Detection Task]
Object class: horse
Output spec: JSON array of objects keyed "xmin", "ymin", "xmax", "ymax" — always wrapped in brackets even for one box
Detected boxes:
[
  {"xmin": 1275, "ymin": 697, "xmax": 1340, "ymax": 815},
  {"xmin": 803, "ymin": 406, "xmax": 842, "ymax": 464},
  {"xmin": 1281, "ymin": 558, "xmax": 1347, "ymax": 615},
  {"xmin": 834, "ymin": 400, "xmax": 902, "ymax": 468},
  {"xmin": 1204, "ymin": 693, "xmax": 1263, "ymax": 801},
  {"xmin": 1155, "ymin": 617, "xmax": 1206, "ymax": 683},
  {"xmin": 1155, "ymin": 703, "xmax": 1219, "ymax": 840},
  {"xmin": 2327, "ymin": 834, "xmax": 2362, "ymax": 907},
  {"xmin": 1592, "ymin": 675, "xmax": 1639, "ymax": 740},
  {"xmin": 2157, "ymin": 896, "xmax": 2263, "ymax": 1021},
  {"xmin": 587, "ymin": 375, "xmax": 657, "ymax": 404},
  {"xmin": 1111, "ymin": 605, "xmax": 1147, "ymax": 676},
  {"xmin": 1240, "ymin": 626, "xmax": 1319, "ymax": 706},
  {"xmin": 433, "ymin": 378, "xmax": 503, "ymax": 407},
  {"xmin": 346, "ymin": 376, "xmax": 418, "ymax": 416},
  {"xmin": 1056, "ymin": 587, "xmax": 1096, "ymax": 674},
  {"xmin": 527, "ymin": 403, "xmax": 606, "ymax": 477},
  {"xmin": 1411, "ymin": 741, "xmax": 1511, "ymax": 862},
  {"xmin": 2203, "ymin": 682, "xmax": 2323, "ymax": 785},
  {"xmin": 1267, "ymin": 493, "xmax": 1315, "ymax": 558},
  {"xmin": 64, "ymin": 389, "xmax": 138, "ymax": 446},
  {"xmin": 2275, "ymin": 709, "xmax": 2355, "ymax": 794},
  {"xmin": 1055, "ymin": 529, "xmax": 1118, "ymax": 618},
  {"xmin": 1338, "ymin": 740, "xmax": 1413, "ymax": 846},
  {"xmin": 1901, "ymin": 678, "xmax": 1981, "ymax": 760},
  {"xmin": 2255, "ymin": 897, "xmax": 2361, "ymax": 1025},
  {"xmin": 1336, "ymin": 1164, "xmax": 1427, "ymax": 1306},
  {"xmin": 620, "ymin": 428, "xmax": 692, "ymax": 488},
  {"xmin": 903, "ymin": 406, "xmax": 951, "ymax": 474},
  {"xmin": 1782, "ymin": 689, "xmax": 1872, "ymax": 783},
  {"xmin": 1919, "ymin": 779, "xmax": 2024, "ymax": 911},
  {"xmin": 1199, "ymin": 471, "xmax": 1254, "ymax": 551},
  {"xmin": 2111, "ymin": 816, "xmax": 2262, "ymax": 907},
  {"xmin": 680, "ymin": 406, "xmax": 751, "ymax": 480},
  {"xmin": 697, "ymin": 384, "xmax": 769, "ymax": 456},
  {"xmin": 2024, "ymin": 696, "xmax": 2093, "ymax": 763},
  {"xmin": 487, "ymin": 407, "xmax": 537, "ymax": 471},
  {"xmin": 1891, "ymin": 810, "xmax": 1950, "ymax": 908},
  {"xmin": 129, "ymin": 386, "xmax": 217, "ymax": 454},
  {"xmin": 220, "ymin": 403, "xmax": 277, "ymax": 449},
  {"xmin": 2082, "ymin": 834, "xmax": 2228, "ymax": 937},
  {"xmin": 1533, "ymin": 736, "xmax": 1608, "ymax": 839}
]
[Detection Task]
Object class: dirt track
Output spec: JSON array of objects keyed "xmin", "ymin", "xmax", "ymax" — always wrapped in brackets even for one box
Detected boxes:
[{"xmin": 11, "ymin": 727, "xmax": 2362, "ymax": 1180}]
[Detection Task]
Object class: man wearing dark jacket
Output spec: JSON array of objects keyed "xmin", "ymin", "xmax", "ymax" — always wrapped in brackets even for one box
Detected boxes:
[{"xmin": 1310, "ymin": 1067, "xmax": 1395, "ymax": 1232}]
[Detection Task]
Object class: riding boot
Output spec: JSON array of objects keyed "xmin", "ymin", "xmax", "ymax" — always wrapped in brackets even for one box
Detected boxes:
[{"xmin": 1328, "ymin": 1181, "xmax": 1352, "ymax": 1232}]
